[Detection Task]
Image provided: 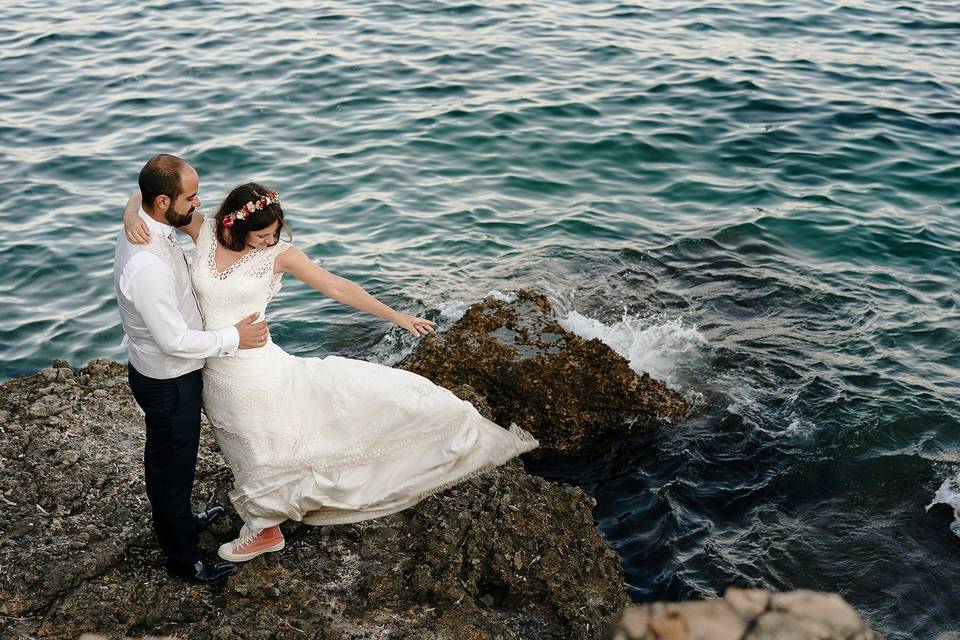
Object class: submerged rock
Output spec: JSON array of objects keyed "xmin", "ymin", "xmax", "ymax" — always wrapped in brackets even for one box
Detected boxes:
[
  {"xmin": 0, "ymin": 358, "xmax": 627, "ymax": 639},
  {"xmin": 399, "ymin": 290, "xmax": 688, "ymax": 458}
]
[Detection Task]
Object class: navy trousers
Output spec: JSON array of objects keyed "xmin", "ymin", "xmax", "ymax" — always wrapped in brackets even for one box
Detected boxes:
[{"xmin": 127, "ymin": 363, "xmax": 203, "ymax": 569}]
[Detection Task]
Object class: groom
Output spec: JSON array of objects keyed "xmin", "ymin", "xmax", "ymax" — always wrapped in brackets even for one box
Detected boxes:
[{"xmin": 114, "ymin": 154, "xmax": 268, "ymax": 584}]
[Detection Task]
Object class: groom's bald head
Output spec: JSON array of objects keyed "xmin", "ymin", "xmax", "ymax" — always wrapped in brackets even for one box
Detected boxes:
[{"xmin": 139, "ymin": 154, "xmax": 192, "ymax": 215}]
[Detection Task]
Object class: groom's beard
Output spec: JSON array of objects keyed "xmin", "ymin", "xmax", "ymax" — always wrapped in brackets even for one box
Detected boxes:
[{"xmin": 165, "ymin": 206, "xmax": 195, "ymax": 228}]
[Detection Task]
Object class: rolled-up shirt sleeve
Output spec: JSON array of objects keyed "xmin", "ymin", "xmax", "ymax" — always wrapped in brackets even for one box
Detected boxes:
[{"xmin": 125, "ymin": 261, "xmax": 239, "ymax": 359}]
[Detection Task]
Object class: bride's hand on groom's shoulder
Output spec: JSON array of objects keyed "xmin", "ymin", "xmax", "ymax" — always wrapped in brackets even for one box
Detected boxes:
[
  {"xmin": 393, "ymin": 313, "xmax": 436, "ymax": 338},
  {"xmin": 123, "ymin": 189, "xmax": 149, "ymax": 244},
  {"xmin": 124, "ymin": 213, "xmax": 150, "ymax": 244}
]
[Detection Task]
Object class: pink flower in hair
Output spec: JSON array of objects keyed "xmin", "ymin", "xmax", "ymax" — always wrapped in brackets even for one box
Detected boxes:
[{"xmin": 226, "ymin": 191, "xmax": 281, "ymax": 226}]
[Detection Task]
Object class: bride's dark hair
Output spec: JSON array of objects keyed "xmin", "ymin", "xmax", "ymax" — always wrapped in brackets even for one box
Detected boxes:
[{"xmin": 214, "ymin": 182, "xmax": 290, "ymax": 251}]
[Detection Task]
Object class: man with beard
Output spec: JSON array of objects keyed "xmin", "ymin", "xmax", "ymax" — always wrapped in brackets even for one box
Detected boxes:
[{"xmin": 113, "ymin": 154, "xmax": 268, "ymax": 584}]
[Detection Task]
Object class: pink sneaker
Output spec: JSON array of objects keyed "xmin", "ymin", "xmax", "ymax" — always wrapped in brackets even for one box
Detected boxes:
[{"xmin": 218, "ymin": 524, "xmax": 285, "ymax": 562}]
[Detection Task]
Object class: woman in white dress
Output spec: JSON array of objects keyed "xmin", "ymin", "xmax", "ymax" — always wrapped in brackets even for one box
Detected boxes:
[{"xmin": 124, "ymin": 182, "xmax": 538, "ymax": 562}]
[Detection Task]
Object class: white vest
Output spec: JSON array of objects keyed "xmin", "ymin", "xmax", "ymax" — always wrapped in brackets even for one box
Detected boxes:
[{"xmin": 114, "ymin": 209, "xmax": 235, "ymax": 379}]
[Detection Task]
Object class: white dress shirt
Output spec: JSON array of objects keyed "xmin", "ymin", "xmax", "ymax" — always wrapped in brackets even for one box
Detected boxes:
[{"xmin": 114, "ymin": 208, "xmax": 239, "ymax": 379}]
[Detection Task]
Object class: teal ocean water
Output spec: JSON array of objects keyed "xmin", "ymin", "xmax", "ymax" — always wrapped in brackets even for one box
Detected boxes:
[{"xmin": 3, "ymin": 1, "xmax": 959, "ymax": 636}]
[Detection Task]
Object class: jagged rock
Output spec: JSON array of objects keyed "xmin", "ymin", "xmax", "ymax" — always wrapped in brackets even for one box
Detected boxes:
[
  {"xmin": 356, "ymin": 459, "xmax": 626, "ymax": 636},
  {"xmin": 0, "ymin": 359, "xmax": 627, "ymax": 639},
  {"xmin": 448, "ymin": 383, "xmax": 495, "ymax": 421},
  {"xmin": 398, "ymin": 290, "xmax": 687, "ymax": 458},
  {"xmin": 605, "ymin": 588, "xmax": 879, "ymax": 640}
]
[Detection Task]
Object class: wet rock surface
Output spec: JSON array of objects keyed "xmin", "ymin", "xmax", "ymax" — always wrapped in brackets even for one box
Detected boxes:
[
  {"xmin": 0, "ymin": 357, "xmax": 627, "ymax": 639},
  {"xmin": 606, "ymin": 588, "xmax": 879, "ymax": 640},
  {"xmin": 398, "ymin": 290, "xmax": 688, "ymax": 459}
]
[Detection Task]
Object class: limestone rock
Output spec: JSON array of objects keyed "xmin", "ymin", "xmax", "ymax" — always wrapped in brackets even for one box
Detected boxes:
[
  {"xmin": 606, "ymin": 589, "xmax": 879, "ymax": 640},
  {"xmin": 725, "ymin": 586, "xmax": 770, "ymax": 620}
]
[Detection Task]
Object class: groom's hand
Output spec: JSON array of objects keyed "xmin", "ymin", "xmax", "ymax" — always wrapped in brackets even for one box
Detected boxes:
[{"xmin": 235, "ymin": 313, "xmax": 269, "ymax": 349}]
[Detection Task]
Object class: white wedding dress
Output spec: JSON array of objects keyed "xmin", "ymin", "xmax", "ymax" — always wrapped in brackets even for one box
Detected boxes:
[{"xmin": 191, "ymin": 218, "xmax": 538, "ymax": 530}]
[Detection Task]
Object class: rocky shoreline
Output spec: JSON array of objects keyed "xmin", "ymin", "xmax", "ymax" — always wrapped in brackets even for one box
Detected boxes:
[
  {"xmin": 0, "ymin": 358, "xmax": 627, "ymax": 639},
  {"xmin": 0, "ymin": 291, "xmax": 877, "ymax": 639}
]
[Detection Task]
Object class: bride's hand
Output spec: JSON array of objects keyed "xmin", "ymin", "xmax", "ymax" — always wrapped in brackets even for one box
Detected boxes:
[
  {"xmin": 393, "ymin": 313, "xmax": 436, "ymax": 337},
  {"xmin": 125, "ymin": 215, "xmax": 150, "ymax": 244},
  {"xmin": 123, "ymin": 190, "xmax": 149, "ymax": 244}
]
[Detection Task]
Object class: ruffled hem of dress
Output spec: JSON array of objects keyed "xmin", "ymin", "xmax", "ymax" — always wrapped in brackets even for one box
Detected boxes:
[
  {"xmin": 301, "ymin": 423, "xmax": 540, "ymax": 526},
  {"xmin": 230, "ymin": 422, "xmax": 539, "ymax": 529}
]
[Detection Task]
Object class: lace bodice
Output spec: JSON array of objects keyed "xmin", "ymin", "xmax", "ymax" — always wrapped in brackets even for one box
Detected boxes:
[{"xmin": 191, "ymin": 217, "xmax": 291, "ymax": 332}]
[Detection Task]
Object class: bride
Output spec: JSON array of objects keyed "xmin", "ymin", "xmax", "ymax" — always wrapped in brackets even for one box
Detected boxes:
[{"xmin": 124, "ymin": 182, "xmax": 538, "ymax": 562}]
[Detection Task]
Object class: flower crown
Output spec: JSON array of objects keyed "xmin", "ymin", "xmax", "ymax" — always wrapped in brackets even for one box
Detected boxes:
[{"xmin": 222, "ymin": 191, "xmax": 280, "ymax": 228}]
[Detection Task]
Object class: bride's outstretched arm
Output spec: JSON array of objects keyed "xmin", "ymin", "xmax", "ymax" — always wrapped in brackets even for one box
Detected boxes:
[
  {"xmin": 277, "ymin": 246, "xmax": 436, "ymax": 337},
  {"xmin": 122, "ymin": 189, "xmax": 205, "ymax": 245}
]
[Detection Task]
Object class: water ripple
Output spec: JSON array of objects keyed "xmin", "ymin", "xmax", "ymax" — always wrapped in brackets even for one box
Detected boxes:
[{"xmin": 4, "ymin": 1, "xmax": 960, "ymax": 636}]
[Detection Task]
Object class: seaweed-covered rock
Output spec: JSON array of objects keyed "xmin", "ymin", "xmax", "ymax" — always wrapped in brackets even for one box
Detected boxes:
[
  {"xmin": 0, "ymin": 358, "xmax": 627, "ymax": 639},
  {"xmin": 399, "ymin": 290, "xmax": 687, "ymax": 457},
  {"xmin": 357, "ymin": 460, "xmax": 626, "ymax": 638}
]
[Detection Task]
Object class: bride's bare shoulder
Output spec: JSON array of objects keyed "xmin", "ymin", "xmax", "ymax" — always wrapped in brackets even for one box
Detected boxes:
[{"xmin": 274, "ymin": 244, "xmax": 310, "ymax": 273}]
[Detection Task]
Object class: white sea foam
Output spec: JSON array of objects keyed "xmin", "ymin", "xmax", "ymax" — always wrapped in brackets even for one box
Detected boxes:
[
  {"xmin": 723, "ymin": 379, "xmax": 816, "ymax": 439},
  {"xmin": 486, "ymin": 289, "xmax": 518, "ymax": 303},
  {"xmin": 782, "ymin": 415, "xmax": 815, "ymax": 438},
  {"xmin": 927, "ymin": 475, "xmax": 960, "ymax": 537},
  {"xmin": 557, "ymin": 310, "xmax": 707, "ymax": 390},
  {"xmin": 437, "ymin": 300, "xmax": 470, "ymax": 323}
]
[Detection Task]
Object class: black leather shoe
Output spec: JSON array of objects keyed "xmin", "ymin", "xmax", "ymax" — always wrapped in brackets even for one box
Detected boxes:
[
  {"xmin": 193, "ymin": 506, "xmax": 226, "ymax": 529},
  {"xmin": 167, "ymin": 559, "xmax": 236, "ymax": 585}
]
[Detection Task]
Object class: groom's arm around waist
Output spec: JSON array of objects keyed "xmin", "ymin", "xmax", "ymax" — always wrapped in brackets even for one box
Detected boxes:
[{"xmin": 121, "ymin": 258, "xmax": 239, "ymax": 359}]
